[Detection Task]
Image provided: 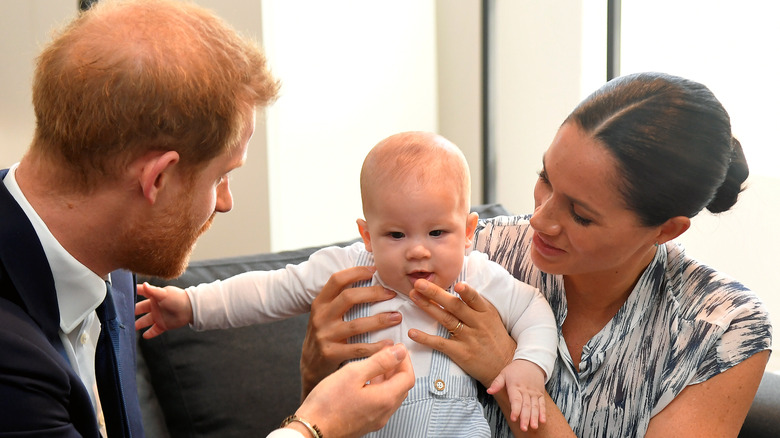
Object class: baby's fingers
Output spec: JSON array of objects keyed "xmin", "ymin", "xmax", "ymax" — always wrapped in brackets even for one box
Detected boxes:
[
  {"xmin": 134, "ymin": 313, "xmax": 153, "ymax": 331},
  {"xmin": 137, "ymin": 282, "xmax": 167, "ymax": 301},
  {"xmin": 485, "ymin": 373, "xmax": 506, "ymax": 395},
  {"xmin": 135, "ymin": 298, "xmax": 151, "ymax": 316}
]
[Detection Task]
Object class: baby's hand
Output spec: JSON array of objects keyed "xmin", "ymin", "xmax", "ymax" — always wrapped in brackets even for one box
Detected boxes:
[
  {"xmin": 134, "ymin": 282, "xmax": 193, "ymax": 338},
  {"xmin": 487, "ymin": 359, "xmax": 547, "ymax": 431}
]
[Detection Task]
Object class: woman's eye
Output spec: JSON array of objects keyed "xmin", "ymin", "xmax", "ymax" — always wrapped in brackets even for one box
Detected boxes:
[
  {"xmin": 571, "ymin": 209, "xmax": 592, "ymax": 226},
  {"xmin": 389, "ymin": 232, "xmax": 405, "ymax": 239},
  {"xmin": 429, "ymin": 230, "xmax": 444, "ymax": 237},
  {"xmin": 537, "ymin": 169, "xmax": 550, "ymax": 184}
]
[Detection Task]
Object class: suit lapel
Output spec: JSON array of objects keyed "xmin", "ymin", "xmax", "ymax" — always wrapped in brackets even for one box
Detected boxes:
[{"xmin": 0, "ymin": 169, "xmax": 64, "ymax": 354}]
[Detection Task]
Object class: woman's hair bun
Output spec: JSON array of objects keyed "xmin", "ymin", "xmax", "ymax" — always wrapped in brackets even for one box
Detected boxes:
[{"xmin": 706, "ymin": 137, "xmax": 749, "ymax": 213}]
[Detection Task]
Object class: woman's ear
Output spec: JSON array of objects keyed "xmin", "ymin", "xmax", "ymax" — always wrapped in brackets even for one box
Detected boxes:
[
  {"xmin": 465, "ymin": 212, "xmax": 480, "ymax": 248},
  {"xmin": 139, "ymin": 151, "xmax": 180, "ymax": 205},
  {"xmin": 357, "ymin": 218, "xmax": 373, "ymax": 252},
  {"xmin": 655, "ymin": 216, "xmax": 691, "ymax": 245}
]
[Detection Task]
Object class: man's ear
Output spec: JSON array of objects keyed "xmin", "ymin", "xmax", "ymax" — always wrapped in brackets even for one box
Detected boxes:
[
  {"xmin": 464, "ymin": 212, "xmax": 479, "ymax": 248},
  {"xmin": 655, "ymin": 216, "xmax": 691, "ymax": 245},
  {"xmin": 139, "ymin": 151, "xmax": 180, "ymax": 205},
  {"xmin": 357, "ymin": 218, "xmax": 373, "ymax": 252}
]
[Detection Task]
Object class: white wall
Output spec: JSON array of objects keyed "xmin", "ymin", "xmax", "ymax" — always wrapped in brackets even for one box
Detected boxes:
[
  {"xmin": 0, "ymin": 1, "xmax": 76, "ymax": 168},
  {"xmin": 260, "ymin": 0, "xmax": 440, "ymax": 252},
  {"xmin": 493, "ymin": 1, "xmax": 588, "ymax": 214}
]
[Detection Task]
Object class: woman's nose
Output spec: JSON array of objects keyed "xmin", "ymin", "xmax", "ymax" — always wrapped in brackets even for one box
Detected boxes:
[{"xmin": 530, "ymin": 197, "xmax": 561, "ymax": 235}]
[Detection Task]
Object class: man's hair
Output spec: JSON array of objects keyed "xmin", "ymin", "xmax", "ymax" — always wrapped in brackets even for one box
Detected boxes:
[{"xmin": 30, "ymin": 0, "xmax": 280, "ymax": 191}]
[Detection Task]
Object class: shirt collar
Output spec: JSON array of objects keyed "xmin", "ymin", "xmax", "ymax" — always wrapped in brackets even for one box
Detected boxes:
[{"xmin": 3, "ymin": 163, "xmax": 106, "ymax": 334}]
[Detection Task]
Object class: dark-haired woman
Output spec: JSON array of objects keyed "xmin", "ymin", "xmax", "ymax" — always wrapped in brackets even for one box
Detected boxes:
[{"xmin": 301, "ymin": 73, "xmax": 772, "ymax": 437}]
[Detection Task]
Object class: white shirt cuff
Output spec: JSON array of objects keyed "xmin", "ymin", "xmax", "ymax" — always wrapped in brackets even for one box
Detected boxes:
[{"xmin": 266, "ymin": 428, "xmax": 305, "ymax": 438}]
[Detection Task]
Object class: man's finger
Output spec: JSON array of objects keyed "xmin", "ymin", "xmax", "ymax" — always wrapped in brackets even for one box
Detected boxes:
[
  {"xmin": 317, "ymin": 266, "xmax": 376, "ymax": 302},
  {"xmin": 356, "ymin": 344, "xmax": 409, "ymax": 383}
]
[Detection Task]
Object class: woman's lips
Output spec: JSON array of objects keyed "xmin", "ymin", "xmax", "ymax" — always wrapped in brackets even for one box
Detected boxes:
[{"xmin": 532, "ymin": 232, "xmax": 565, "ymax": 257}]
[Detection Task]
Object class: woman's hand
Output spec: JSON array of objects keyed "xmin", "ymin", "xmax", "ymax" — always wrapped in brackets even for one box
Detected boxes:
[
  {"xmin": 407, "ymin": 279, "xmax": 516, "ymax": 386},
  {"xmin": 300, "ymin": 266, "xmax": 403, "ymax": 399}
]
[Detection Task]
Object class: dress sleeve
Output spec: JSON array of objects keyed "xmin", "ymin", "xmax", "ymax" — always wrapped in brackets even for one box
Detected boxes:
[{"xmin": 691, "ymin": 287, "xmax": 772, "ymax": 384}]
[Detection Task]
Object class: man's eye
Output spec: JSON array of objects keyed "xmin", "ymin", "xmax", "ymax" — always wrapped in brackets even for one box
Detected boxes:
[
  {"xmin": 429, "ymin": 230, "xmax": 444, "ymax": 237},
  {"xmin": 389, "ymin": 232, "xmax": 405, "ymax": 239}
]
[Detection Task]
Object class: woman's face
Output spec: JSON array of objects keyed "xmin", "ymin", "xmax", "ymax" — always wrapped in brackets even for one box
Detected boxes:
[{"xmin": 529, "ymin": 122, "xmax": 659, "ymax": 280}]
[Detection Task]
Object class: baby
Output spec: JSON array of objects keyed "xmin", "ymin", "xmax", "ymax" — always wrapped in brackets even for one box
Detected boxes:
[{"xmin": 136, "ymin": 131, "xmax": 557, "ymax": 436}]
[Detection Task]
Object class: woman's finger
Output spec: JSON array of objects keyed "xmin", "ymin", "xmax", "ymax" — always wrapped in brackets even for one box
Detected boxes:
[
  {"xmin": 409, "ymin": 279, "xmax": 485, "ymax": 328},
  {"xmin": 452, "ymin": 281, "xmax": 491, "ymax": 313}
]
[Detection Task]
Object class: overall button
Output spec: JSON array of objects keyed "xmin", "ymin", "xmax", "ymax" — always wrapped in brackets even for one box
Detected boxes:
[{"xmin": 433, "ymin": 379, "xmax": 445, "ymax": 391}]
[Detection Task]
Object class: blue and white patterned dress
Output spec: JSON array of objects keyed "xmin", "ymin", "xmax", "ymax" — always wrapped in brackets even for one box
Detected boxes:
[{"xmin": 473, "ymin": 215, "xmax": 773, "ymax": 438}]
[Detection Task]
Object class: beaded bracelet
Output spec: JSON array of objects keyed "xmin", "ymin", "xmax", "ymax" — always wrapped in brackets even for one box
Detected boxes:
[{"xmin": 280, "ymin": 415, "xmax": 324, "ymax": 438}]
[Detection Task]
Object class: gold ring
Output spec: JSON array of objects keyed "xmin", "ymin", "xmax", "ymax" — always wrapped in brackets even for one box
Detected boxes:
[{"xmin": 450, "ymin": 321, "xmax": 464, "ymax": 337}]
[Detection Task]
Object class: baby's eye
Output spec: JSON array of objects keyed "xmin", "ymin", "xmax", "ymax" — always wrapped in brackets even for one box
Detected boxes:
[
  {"xmin": 429, "ymin": 230, "xmax": 445, "ymax": 237},
  {"xmin": 389, "ymin": 232, "xmax": 405, "ymax": 239}
]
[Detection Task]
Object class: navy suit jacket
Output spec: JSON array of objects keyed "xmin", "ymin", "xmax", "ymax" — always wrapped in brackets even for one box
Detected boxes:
[{"xmin": 0, "ymin": 169, "xmax": 144, "ymax": 437}]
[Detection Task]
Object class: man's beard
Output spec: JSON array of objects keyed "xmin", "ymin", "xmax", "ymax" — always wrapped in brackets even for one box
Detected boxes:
[{"xmin": 120, "ymin": 202, "xmax": 216, "ymax": 279}]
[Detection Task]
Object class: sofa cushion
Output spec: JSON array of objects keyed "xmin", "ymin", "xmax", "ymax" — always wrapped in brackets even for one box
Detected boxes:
[
  {"xmin": 739, "ymin": 371, "xmax": 780, "ymax": 438},
  {"xmin": 137, "ymin": 204, "xmax": 512, "ymax": 437}
]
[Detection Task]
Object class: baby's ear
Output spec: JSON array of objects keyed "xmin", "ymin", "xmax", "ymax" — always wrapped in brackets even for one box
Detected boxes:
[
  {"xmin": 357, "ymin": 219, "xmax": 373, "ymax": 252},
  {"xmin": 465, "ymin": 212, "xmax": 479, "ymax": 248}
]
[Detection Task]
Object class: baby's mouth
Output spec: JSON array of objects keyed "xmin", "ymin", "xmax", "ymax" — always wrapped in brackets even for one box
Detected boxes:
[{"xmin": 408, "ymin": 271, "xmax": 434, "ymax": 282}]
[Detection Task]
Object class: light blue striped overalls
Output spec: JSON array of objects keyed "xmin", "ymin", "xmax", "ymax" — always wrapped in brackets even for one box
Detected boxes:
[{"xmin": 345, "ymin": 251, "xmax": 491, "ymax": 438}]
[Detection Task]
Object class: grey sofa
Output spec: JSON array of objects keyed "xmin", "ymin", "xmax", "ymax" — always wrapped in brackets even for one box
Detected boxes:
[{"xmin": 134, "ymin": 204, "xmax": 778, "ymax": 437}]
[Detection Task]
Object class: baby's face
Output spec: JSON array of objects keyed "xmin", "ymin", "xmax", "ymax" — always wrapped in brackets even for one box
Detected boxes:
[{"xmin": 360, "ymin": 181, "xmax": 475, "ymax": 295}]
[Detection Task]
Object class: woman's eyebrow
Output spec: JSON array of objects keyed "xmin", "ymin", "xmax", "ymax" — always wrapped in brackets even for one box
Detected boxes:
[{"xmin": 541, "ymin": 154, "xmax": 603, "ymax": 220}]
